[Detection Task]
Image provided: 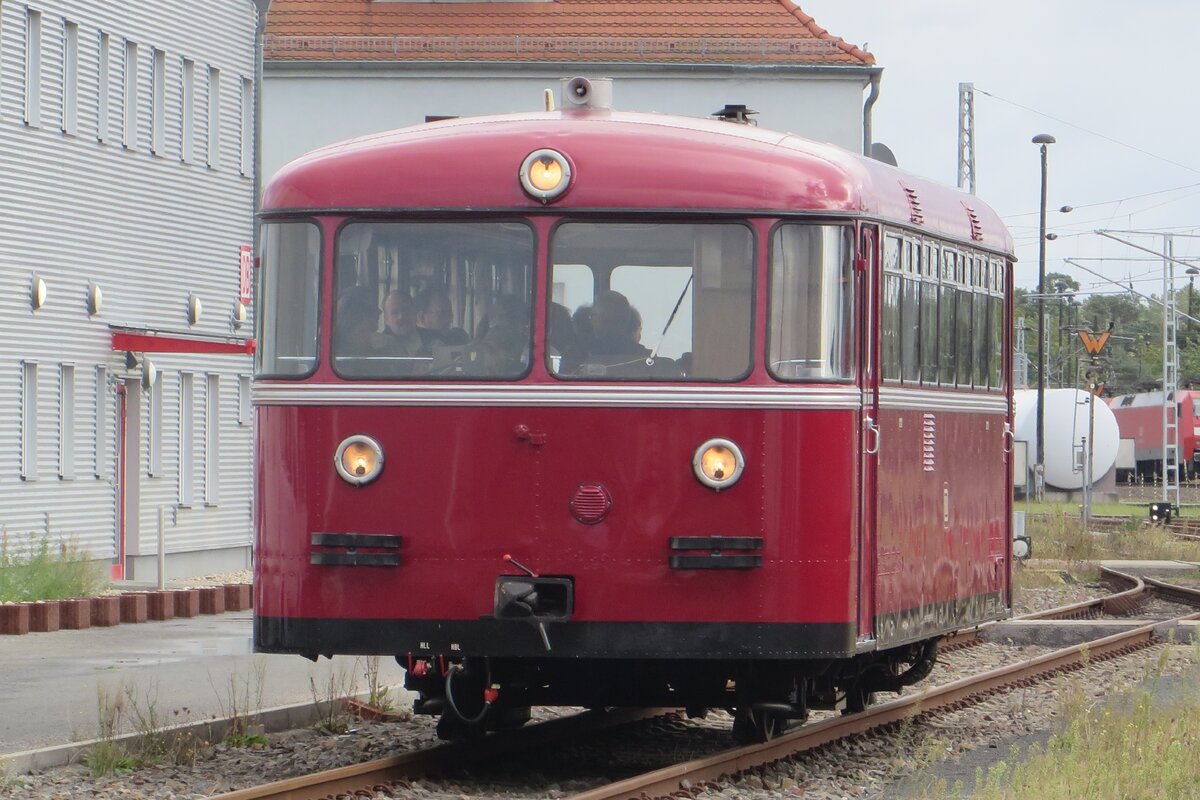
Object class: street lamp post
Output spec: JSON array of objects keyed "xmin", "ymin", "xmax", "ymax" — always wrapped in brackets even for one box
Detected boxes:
[{"xmin": 1032, "ymin": 133, "xmax": 1056, "ymax": 500}]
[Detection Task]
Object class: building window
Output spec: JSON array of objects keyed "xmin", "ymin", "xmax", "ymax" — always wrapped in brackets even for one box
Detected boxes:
[
  {"xmin": 123, "ymin": 40, "xmax": 138, "ymax": 148},
  {"xmin": 148, "ymin": 369, "xmax": 162, "ymax": 476},
  {"xmin": 205, "ymin": 374, "xmax": 219, "ymax": 505},
  {"xmin": 181, "ymin": 58, "xmax": 195, "ymax": 162},
  {"xmin": 179, "ymin": 372, "xmax": 194, "ymax": 506},
  {"xmin": 21, "ymin": 361, "xmax": 39, "ymax": 480},
  {"xmin": 97, "ymin": 32, "xmax": 110, "ymax": 142},
  {"xmin": 95, "ymin": 366, "xmax": 108, "ymax": 478},
  {"xmin": 240, "ymin": 75, "xmax": 252, "ymax": 175},
  {"xmin": 59, "ymin": 364, "xmax": 76, "ymax": 479},
  {"xmin": 237, "ymin": 373, "xmax": 251, "ymax": 425},
  {"xmin": 151, "ymin": 48, "xmax": 165, "ymax": 154},
  {"xmin": 24, "ymin": 8, "xmax": 42, "ymax": 127},
  {"xmin": 207, "ymin": 66, "xmax": 220, "ymax": 167},
  {"xmin": 62, "ymin": 21, "xmax": 78, "ymax": 135}
]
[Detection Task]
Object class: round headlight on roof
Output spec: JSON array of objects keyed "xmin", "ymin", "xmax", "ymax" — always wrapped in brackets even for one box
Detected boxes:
[
  {"xmin": 519, "ymin": 148, "xmax": 572, "ymax": 203},
  {"xmin": 692, "ymin": 438, "xmax": 745, "ymax": 490},
  {"xmin": 335, "ymin": 434, "xmax": 384, "ymax": 486}
]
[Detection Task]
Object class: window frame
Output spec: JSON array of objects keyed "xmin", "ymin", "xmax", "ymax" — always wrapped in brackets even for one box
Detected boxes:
[
  {"xmin": 255, "ymin": 217, "xmax": 324, "ymax": 380},
  {"xmin": 330, "ymin": 217, "xmax": 539, "ymax": 382},
  {"xmin": 548, "ymin": 217, "xmax": 757, "ymax": 384},
  {"xmin": 766, "ymin": 220, "xmax": 856, "ymax": 384}
]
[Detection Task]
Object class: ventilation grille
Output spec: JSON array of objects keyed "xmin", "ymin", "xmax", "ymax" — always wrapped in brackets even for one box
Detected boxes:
[
  {"xmin": 922, "ymin": 413, "xmax": 936, "ymax": 472},
  {"xmin": 569, "ymin": 483, "xmax": 612, "ymax": 524},
  {"xmin": 964, "ymin": 204, "xmax": 984, "ymax": 241},
  {"xmin": 902, "ymin": 184, "xmax": 925, "ymax": 226}
]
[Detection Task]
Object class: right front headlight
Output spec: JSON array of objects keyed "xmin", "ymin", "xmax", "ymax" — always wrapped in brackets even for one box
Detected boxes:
[
  {"xmin": 692, "ymin": 438, "xmax": 745, "ymax": 490},
  {"xmin": 335, "ymin": 434, "xmax": 384, "ymax": 486}
]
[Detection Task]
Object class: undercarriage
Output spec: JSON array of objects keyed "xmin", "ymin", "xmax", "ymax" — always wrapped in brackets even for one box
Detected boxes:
[{"xmin": 402, "ymin": 638, "xmax": 940, "ymax": 744}]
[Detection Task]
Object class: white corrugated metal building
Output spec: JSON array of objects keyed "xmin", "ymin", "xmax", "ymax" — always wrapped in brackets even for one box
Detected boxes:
[{"xmin": 0, "ymin": 1, "xmax": 258, "ymax": 579}]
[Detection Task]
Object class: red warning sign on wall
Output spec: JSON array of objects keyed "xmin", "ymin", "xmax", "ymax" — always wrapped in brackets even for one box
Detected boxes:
[{"xmin": 239, "ymin": 245, "xmax": 253, "ymax": 305}]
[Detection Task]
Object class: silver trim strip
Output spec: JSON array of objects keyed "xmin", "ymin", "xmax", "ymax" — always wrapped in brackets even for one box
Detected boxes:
[
  {"xmin": 253, "ymin": 383, "xmax": 1010, "ymax": 413},
  {"xmin": 878, "ymin": 386, "xmax": 1008, "ymax": 413},
  {"xmin": 252, "ymin": 383, "xmax": 863, "ymax": 409}
]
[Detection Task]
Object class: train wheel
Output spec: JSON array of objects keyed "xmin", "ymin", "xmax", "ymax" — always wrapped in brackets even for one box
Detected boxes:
[
  {"xmin": 841, "ymin": 682, "xmax": 876, "ymax": 715},
  {"xmin": 435, "ymin": 711, "xmax": 487, "ymax": 742},
  {"xmin": 732, "ymin": 708, "xmax": 784, "ymax": 744}
]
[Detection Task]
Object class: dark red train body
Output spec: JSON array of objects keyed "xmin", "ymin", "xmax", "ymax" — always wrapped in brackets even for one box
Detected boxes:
[{"xmin": 253, "ymin": 100, "xmax": 1014, "ymax": 741}]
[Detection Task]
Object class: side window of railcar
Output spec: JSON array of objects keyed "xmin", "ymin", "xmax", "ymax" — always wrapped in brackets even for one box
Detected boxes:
[
  {"xmin": 768, "ymin": 224, "xmax": 856, "ymax": 381},
  {"xmin": 256, "ymin": 221, "xmax": 321, "ymax": 378},
  {"xmin": 973, "ymin": 270, "xmax": 989, "ymax": 388},
  {"xmin": 331, "ymin": 221, "xmax": 535, "ymax": 379},
  {"xmin": 547, "ymin": 222, "xmax": 754, "ymax": 381},
  {"xmin": 920, "ymin": 245, "xmax": 939, "ymax": 384},
  {"xmin": 900, "ymin": 271, "xmax": 920, "ymax": 382},
  {"xmin": 938, "ymin": 250, "xmax": 957, "ymax": 385},
  {"xmin": 990, "ymin": 260, "xmax": 1005, "ymax": 389},
  {"xmin": 881, "ymin": 234, "xmax": 902, "ymax": 381}
]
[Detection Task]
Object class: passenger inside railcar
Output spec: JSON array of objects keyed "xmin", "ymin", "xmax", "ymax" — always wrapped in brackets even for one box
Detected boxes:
[
  {"xmin": 471, "ymin": 294, "xmax": 531, "ymax": 371},
  {"xmin": 377, "ymin": 290, "xmax": 425, "ymax": 357},
  {"xmin": 586, "ymin": 290, "xmax": 651, "ymax": 367},
  {"xmin": 415, "ymin": 287, "xmax": 469, "ymax": 351},
  {"xmin": 332, "ymin": 286, "xmax": 385, "ymax": 376}
]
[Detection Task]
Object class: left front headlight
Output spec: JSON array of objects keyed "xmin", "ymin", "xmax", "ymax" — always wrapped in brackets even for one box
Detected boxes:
[{"xmin": 335, "ymin": 435, "xmax": 384, "ymax": 486}]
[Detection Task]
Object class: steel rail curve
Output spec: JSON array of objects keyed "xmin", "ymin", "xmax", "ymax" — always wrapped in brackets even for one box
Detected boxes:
[
  {"xmin": 568, "ymin": 611, "xmax": 1200, "ymax": 800},
  {"xmin": 209, "ymin": 707, "xmax": 672, "ymax": 800}
]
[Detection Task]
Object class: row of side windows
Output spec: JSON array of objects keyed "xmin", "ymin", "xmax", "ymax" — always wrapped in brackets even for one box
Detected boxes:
[
  {"xmin": 19, "ymin": 362, "xmax": 251, "ymax": 506},
  {"xmin": 880, "ymin": 232, "xmax": 1007, "ymax": 391},
  {"xmin": 19, "ymin": 4, "xmax": 253, "ymax": 174}
]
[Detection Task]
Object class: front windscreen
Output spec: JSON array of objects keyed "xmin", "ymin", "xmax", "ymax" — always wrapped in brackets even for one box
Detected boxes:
[
  {"xmin": 547, "ymin": 222, "xmax": 754, "ymax": 380},
  {"xmin": 332, "ymin": 221, "xmax": 535, "ymax": 379},
  {"xmin": 256, "ymin": 221, "xmax": 321, "ymax": 378}
]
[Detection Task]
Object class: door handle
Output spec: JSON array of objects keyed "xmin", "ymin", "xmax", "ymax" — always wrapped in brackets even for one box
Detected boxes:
[{"xmin": 864, "ymin": 416, "xmax": 881, "ymax": 456}]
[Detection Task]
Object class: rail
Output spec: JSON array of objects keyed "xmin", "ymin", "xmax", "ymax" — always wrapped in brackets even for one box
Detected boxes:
[{"xmin": 213, "ymin": 576, "xmax": 1200, "ymax": 800}]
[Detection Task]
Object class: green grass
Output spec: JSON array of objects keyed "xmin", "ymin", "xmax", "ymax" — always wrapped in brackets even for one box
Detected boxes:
[
  {"xmin": 1022, "ymin": 509, "xmax": 1200, "ymax": 563},
  {"xmin": 913, "ymin": 642, "xmax": 1200, "ymax": 799},
  {"xmin": 0, "ymin": 533, "xmax": 108, "ymax": 602}
]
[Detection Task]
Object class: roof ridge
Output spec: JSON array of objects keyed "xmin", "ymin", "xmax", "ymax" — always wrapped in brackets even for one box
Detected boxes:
[{"xmin": 777, "ymin": 1, "xmax": 876, "ymax": 66}]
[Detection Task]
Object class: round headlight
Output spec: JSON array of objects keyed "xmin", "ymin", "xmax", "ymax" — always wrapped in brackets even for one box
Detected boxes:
[
  {"xmin": 335, "ymin": 435, "xmax": 384, "ymax": 486},
  {"xmin": 519, "ymin": 148, "xmax": 572, "ymax": 203},
  {"xmin": 692, "ymin": 438, "xmax": 745, "ymax": 490}
]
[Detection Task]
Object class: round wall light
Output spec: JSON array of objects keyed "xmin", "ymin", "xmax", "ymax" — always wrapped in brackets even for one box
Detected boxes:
[
  {"xmin": 187, "ymin": 294, "xmax": 203, "ymax": 325},
  {"xmin": 31, "ymin": 275, "xmax": 47, "ymax": 310},
  {"xmin": 87, "ymin": 283, "xmax": 103, "ymax": 316},
  {"xmin": 232, "ymin": 301, "xmax": 247, "ymax": 330}
]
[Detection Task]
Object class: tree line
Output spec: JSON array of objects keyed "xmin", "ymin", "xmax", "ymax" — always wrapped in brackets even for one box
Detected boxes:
[{"xmin": 1015, "ymin": 272, "xmax": 1200, "ymax": 396}]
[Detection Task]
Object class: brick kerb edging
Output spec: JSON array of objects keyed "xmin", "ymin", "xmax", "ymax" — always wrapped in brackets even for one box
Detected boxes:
[{"xmin": 0, "ymin": 584, "xmax": 252, "ymax": 635}]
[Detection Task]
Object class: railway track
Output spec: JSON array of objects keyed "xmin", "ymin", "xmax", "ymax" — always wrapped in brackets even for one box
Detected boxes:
[{"xmin": 211, "ymin": 575, "xmax": 1200, "ymax": 800}]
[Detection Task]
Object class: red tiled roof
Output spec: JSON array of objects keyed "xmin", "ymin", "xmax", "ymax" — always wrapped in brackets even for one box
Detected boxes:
[{"xmin": 264, "ymin": 0, "xmax": 875, "ymax": 66}]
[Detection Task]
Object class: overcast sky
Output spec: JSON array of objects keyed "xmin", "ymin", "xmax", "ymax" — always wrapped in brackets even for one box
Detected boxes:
[{"xmin": 800, "ymin": 1, "xmax": 1200, "ymax": 295}]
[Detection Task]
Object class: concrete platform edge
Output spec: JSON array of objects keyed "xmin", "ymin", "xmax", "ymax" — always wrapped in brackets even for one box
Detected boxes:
[{"xmin": 1, "ymin": 687, "xmax": 397, "ymax": 775}]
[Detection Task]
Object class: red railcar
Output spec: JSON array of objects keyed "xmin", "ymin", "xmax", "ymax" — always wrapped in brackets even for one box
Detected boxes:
[
  {"xmin": 1108, "ymin": 390, "xmax": 1200, "ymax": 478},
  {"xmin": 253, "ymin": 89, "xmax": 1014, "ymax": 742}
]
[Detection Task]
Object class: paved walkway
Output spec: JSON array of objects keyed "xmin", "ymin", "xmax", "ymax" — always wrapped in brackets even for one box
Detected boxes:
[{"xmin": 0, "ymin": 610, "xmax": 410, "ymax": 755}]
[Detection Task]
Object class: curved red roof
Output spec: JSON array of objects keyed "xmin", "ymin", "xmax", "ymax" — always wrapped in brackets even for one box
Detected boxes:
[{"xmin": 264, "ymin": 110, "xmax": 1012, "ymax": 253}]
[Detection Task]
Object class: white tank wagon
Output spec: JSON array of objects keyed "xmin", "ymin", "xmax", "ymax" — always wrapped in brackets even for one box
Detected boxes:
[{"xmin": 1014, "ymin": 389, "xmax": 1119, "ymax": 490}]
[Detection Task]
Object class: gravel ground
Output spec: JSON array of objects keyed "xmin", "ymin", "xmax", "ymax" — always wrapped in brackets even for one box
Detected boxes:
[{"xmin": 3, "ymin": 580, "xmax": 1197, "ymax": 799}]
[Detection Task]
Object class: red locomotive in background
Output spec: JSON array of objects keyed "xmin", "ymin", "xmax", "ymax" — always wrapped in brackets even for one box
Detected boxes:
[
  {"xmin": 253, "ymin": 80, "xmax": 1015, "ymax": 743},
  {"xmin": 1108, "ymin": 389, "xmax": 1200, "ymax": 479}
]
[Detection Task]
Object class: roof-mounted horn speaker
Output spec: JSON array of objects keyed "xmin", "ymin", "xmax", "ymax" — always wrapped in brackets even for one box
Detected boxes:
[{"xmin": 561, "ymin": 76, "xmax": 613, "ymax": 110}]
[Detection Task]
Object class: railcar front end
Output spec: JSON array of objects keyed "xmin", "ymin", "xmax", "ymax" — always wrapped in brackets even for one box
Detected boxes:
[{"xmin": 253, "ymin": 107, "xmax": 1014, "ymax": 742}]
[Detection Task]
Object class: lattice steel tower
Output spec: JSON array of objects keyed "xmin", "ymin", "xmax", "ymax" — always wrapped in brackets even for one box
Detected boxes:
[{"xmin": 957, "ymin": 83, "xmax": 976, "ymax": 195}]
